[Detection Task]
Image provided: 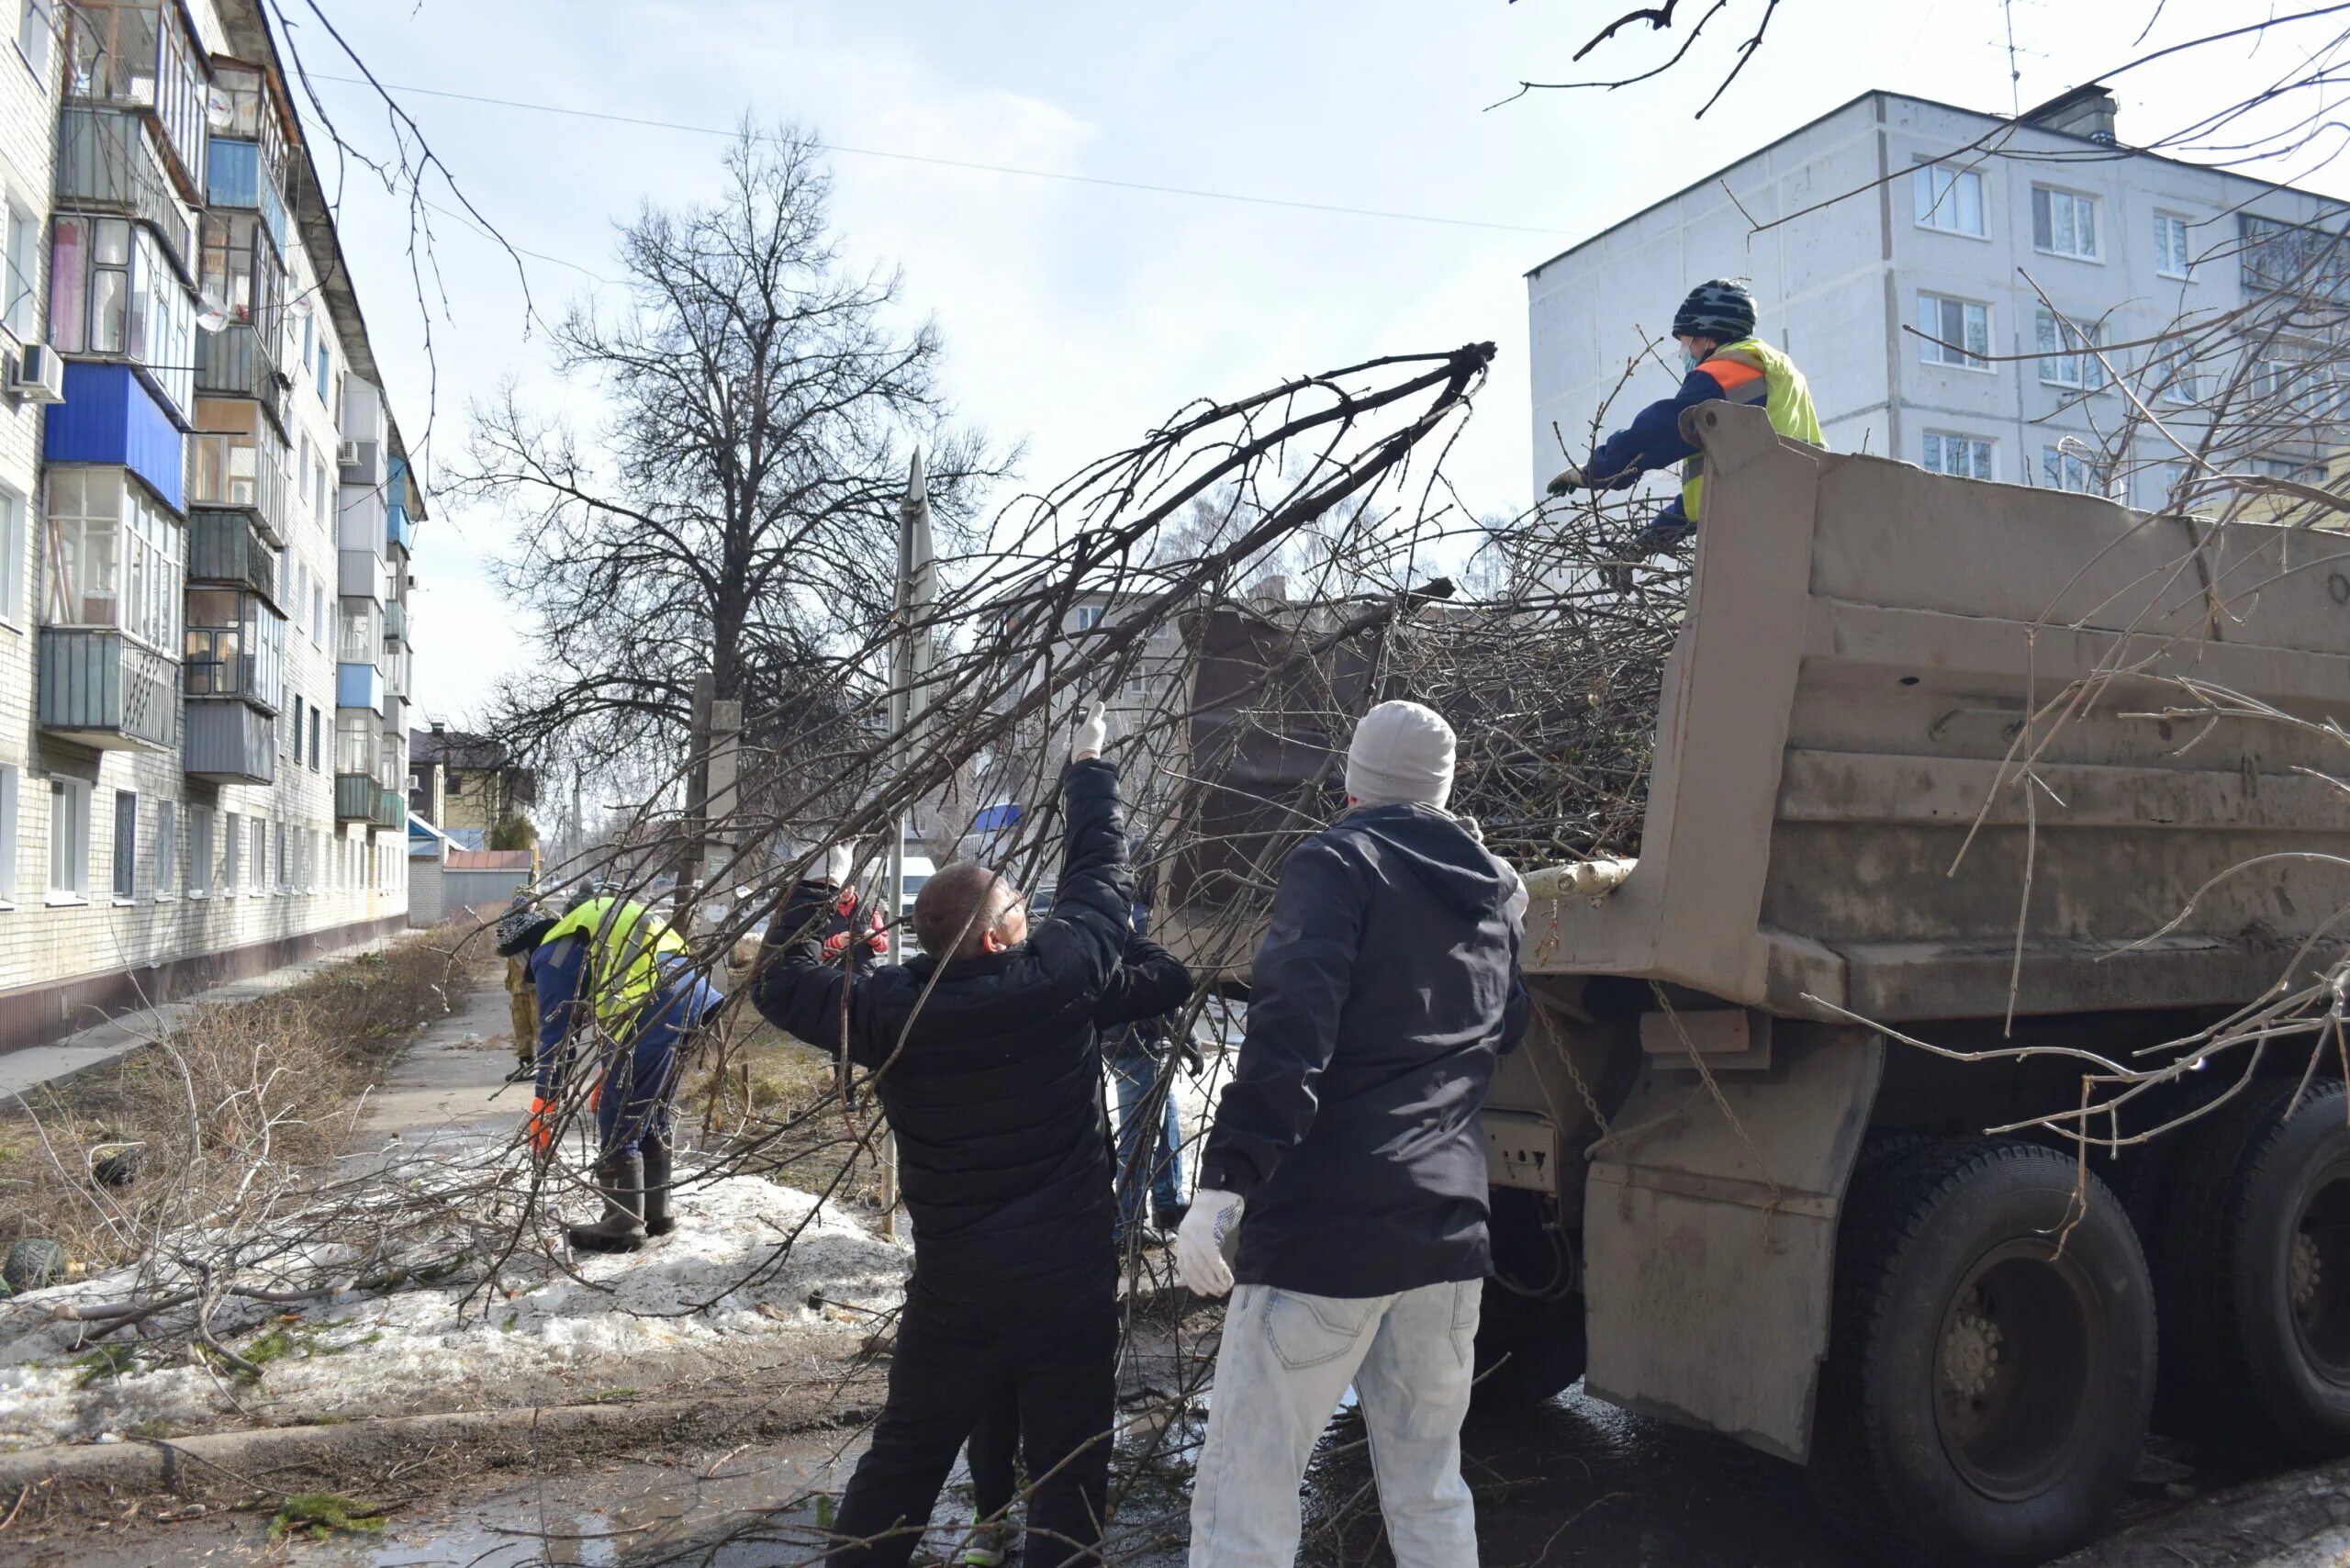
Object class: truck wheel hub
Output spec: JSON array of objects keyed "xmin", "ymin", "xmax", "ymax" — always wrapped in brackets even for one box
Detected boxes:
[
  {"xmin": 2295, "ymin": 1229, "xmax": 2322, "ymax": 1316},
  {"xmin": 1942, "ymin": 1292, "xmax": 2004, "ymax": 1402}
]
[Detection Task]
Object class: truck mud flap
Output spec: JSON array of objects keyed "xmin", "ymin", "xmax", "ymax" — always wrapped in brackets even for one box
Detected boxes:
[{"xmin": 1582, "ymin": 1024, "xmax": 1881, "ymax": 1462}]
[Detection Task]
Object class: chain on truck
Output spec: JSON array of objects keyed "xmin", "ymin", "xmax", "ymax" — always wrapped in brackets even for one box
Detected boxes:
[{"xmin": 1172, "ymin": 403, "xmax": 2350, "ymax": 1565}]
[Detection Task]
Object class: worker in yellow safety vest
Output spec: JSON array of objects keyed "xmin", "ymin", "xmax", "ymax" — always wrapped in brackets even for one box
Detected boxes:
[{"xmin": 1547, "ymin": 279, "xmax": 1823, "ymax": 580}]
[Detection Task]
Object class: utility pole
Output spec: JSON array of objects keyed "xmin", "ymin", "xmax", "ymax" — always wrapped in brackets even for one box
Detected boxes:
[{"xmin": 877, "ymin": 450, "xmax": 936, "ymax": 1240}]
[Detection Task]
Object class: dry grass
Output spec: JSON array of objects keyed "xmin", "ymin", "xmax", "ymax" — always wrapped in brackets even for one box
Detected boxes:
[
  {"xmin": 680, "ymin": 1019, "xmax": 887, "ymax": 1207},
  {"xmin": 0, "ymin": 923, "xmax": 498, "ymax": 1282}
]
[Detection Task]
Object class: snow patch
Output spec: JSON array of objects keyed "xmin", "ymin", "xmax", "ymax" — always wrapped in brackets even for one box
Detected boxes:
[{"xmin": 0, "ymin": 1170, "xmax": 909, "ymax": 1447}]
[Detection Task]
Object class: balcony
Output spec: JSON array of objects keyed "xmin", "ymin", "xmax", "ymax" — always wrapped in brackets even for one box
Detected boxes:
[
  {"xmin": 204, "ymin": 138, "xmax": 288, "ymax": 253},
  {"xmin": 383, "ymin": 691, "xmax": 408, "ymax": 736},
  {"xmin": 386, "ymin": 493, "xmax": 414, "ymax": 554},
  {"xmin": 195, "ymin": 326, "xmax": 289, "ymax": 438},
  {"xmin": 338, "ymin": 548, "xmax": 385, "ymax": 602},
  {"xmin": 186, "ymin": 430, "xmax": 289, "ymax": 546},
  {"xmin": 38, "ymin": 628, "xmax": 177, "ymax": 750},
  {"xmin": 337, "ymin": 660, "xmax": 385, "ymax": 714},
  {"xmin": 374, "ymin": 789, "xmax": 407, "ymax": 832},
  {"xmin": 383, "ymin": 599, "xmax": 407, "ymax": 645},
  {"xmin": 185, "ymin": 699, "xmax": 274, "ymax": 785},
  {"xmin": 47, "ymin": 364, "xmax": 185, "ymax": 513},
  {"xmin": 185, "ymin": 510, "xmax": 274, "ymax": 603},
  {"xmin": 62, "ymin": 0, "xmax": 209, "ymax": 199},
  {"xmin": 54, "ymin": 107, "xmax": 196, "ymax": 275},
  {"xmin": 334, "ymin": 772, "xmax": 375, "ymax": 823}
]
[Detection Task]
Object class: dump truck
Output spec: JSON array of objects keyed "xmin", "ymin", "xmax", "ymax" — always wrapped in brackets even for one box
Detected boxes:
[{"xmin": 1460, "ymin": 402, "xmax": 2350, "ymax": 1562}]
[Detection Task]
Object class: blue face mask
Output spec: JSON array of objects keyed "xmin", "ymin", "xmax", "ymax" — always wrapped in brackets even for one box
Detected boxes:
[{"xmin": 1680, "ymin": 347, "xmax": 1702, "ymax": 374}]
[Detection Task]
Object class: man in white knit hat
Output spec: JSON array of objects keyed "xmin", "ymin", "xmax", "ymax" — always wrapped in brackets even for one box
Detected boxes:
[{"xmin": 1177, "ymin": 700, "xmax": 1528, "ymax": 1568}]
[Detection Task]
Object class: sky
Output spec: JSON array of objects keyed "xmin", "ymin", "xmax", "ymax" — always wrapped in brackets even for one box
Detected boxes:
[{"xmin": 288, "ymin": 0, "xmax": 2350, "ymax": 728}]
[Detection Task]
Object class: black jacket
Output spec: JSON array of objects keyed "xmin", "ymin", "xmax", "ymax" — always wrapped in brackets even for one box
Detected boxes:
[
  {"xmin": 1199, "ymin": 803, "xmax": 1528, "ymax": 1298},
  {"xmin": 751, "ymin": 760, "xmax": 1178, "ymax": 1295}
]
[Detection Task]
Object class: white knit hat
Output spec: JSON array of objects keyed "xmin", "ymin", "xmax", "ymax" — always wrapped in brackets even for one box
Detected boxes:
[{"xmin": 1346, "ymin": 700, "xmax": 1456, "ymax": 809}]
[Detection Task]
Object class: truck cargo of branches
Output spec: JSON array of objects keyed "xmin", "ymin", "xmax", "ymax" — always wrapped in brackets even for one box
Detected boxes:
[{"xmin": 1180, "ymin": 402, "xmax": 2350, "ymax": 1564}]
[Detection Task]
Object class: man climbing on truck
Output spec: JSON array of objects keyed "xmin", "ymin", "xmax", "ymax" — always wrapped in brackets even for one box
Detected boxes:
[{"xmin": 1546, "ymin": 279, "xmax": 1823, "ymax": 580}]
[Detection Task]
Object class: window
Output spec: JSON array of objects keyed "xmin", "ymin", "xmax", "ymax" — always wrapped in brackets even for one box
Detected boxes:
[
  {"xmin": 292, "ymin": 694, "xmax": 304, "ymax": 756},
  {"xmin": 2, "ymin": 200, "xmax": 35, "ymax": 342},
  {"xmin": 1072, "ymin": 606, "xmax": 1103, "ymax": 632},
  {"xmin": 2239, "ymin": 213, "xmax": 2350, "ymax": 298},
  {"xmin": 1917, "ymin": 293, "xmax": 1991, "ymax": 369},
  {"xmin": 1922, "ymin": 431, "xmax": 1996, "ymax": 480},
  {"xmin": 274, "ymin": 821, "xmax": 288, "ymax": 891},
  {"xmin": 313, "ymin": 457, "xmax": 328, "ymax": 526},
  {"xmin": 0, "ymin": 764, "xmax": 16, "ymax": 902},
  {"xmin": 308, "ymin": 705, "xmax": 320, "ymax": 770},
  {"xmin": 18, "ymin": 0, "xmax": 50, "ymax": 78},
  {"xmin": 223, "ymin": 808, "xmax": 239, "ymax": 890},
  {"xmin": 153, "ymin": 799, "xmax": 173, "ymax": 897},
  {"xmin": 196, "ymin": 209, "xmax": 281, "ymax": 327},
  {"xmin": 2041, "ymin": 445, "xmax": 2097, "ymax": 494},
  {"xmin": 315, "ymin": 341, "xmax": 330, "ymax": 402},
  {"xmin": 248, "ymin": 815, "xmax": 264, "ymax": 892},
  {"xmin": 189, "ymin": 802, "xmax": 210, "ymax": 893},
  {"xmin": 2031, "ymin": 185, "xmax": 2100, "ymax": 260},
  {"xmin": 187, "ymin": 397, "xmax": 279, "ymax": 515},
  {"xmin": 110, "ymin": 789, "xmax": 135, "ymax": 900},
  {"xmin": 44, "ymin": 468, "xmax": 183, "ymax": 651},
  {"xmin": 184, "ymin": 587, "xmax": 284, "ymax": 704},
  {"xmin": 307, "ymin": 827, "xmax": 319, "ymax": 890},
  {"xmin": 2154, "ymin": 213, "xmax": 2193, "ymax": 280},
  {"xmin": 2036, "ymin": 311, "xmax": 2107, "ymax": 390},
  {"xmin": 48, "ymin": 778, "xmax": 87, "ymax": 900},
  {"xmin": 47, "ymin": 216, "xmax": 196, "ymax": 416},
  {"xmin": 1911, "ymin": 163, "xmax": 1985, "ymax": 236},
  {"xmin": 2147, "ymin": 341, "xmax": 2199, "ymax": 406},
  {"xmin": 310, "ymin": 583, "xmax": 324, "ymax": 646},
  {"xmin": 0, "ymin": 484, "xmax": 21, "ymax": 623}
]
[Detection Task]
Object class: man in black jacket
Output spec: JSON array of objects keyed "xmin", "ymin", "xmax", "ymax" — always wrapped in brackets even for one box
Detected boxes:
[
  {"xmin": 753, "ymin": 705, "xmax": 1188, "ymax": 1568},
  {"xmin": 1177, "ymin": 700, "xmax": 1528, "ymax": 1568}
]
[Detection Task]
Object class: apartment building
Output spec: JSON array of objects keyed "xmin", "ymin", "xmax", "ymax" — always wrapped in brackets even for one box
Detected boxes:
[
  {"xmin": 1527, "ymin": 85, "xmax": 2350, "ymax": 511},
  {"xmin": 0, "ymin": 0, "xmax": 422, "ymax": 1048}
]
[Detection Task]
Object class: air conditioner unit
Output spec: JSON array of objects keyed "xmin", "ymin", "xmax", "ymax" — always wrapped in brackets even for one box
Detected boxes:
[
  {"xmin": 7, "ymin": 344, "xmax": 66, "ymax": 406},
  {"xmin": 336, "ymin": 439, "xmax": 361, "ymax": 466}
]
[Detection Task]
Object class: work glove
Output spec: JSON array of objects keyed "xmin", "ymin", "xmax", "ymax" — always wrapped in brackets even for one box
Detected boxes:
[
  {"xmin": 1178, "ymin": 1036, "xmax": 1205, "ymax": 1077},
  {"xmin": 821, "ymin": 843, "xmax": 856, "ymax": 886},
  {"xmin": 527, "ymin": 1095, "xmax": 554, "ymax": 1157},
  {"xmin": 1072, "ymin": 700, "xmax": 1108, "ymax": 763},
  {"xmin": 1545, "ymin": 463, "xmax": 1587, "ymax": 497},
  {"xmin": 1176, "ymin": 1188, "xmax": 1245, "ymax": 1297}
]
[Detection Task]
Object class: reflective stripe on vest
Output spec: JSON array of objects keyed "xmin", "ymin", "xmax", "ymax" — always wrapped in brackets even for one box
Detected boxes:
[
  {"xmin": 541, "ymin": 896, "xmax": 688, "ymax": 1033},
  {"xmin": 1679, "ymin": 338, "xmax": 1826, "ymax": 521}
]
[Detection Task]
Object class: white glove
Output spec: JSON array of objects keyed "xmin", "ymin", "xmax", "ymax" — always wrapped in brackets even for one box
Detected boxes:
[
  {"xmin": 1072, "ymin": 700, "xmax": 1108, "ymax": 763},
  {"xmin": 1546, "ymin": 463, "xmax": 1587, "ymax": 496},
  {"xmin": 1176, "ymin": 1188, "xmax": 1244, "ymax": 1297},
  {"xmin": 820, "ymin": 844, "xmax": 855, "ymax": 886}
]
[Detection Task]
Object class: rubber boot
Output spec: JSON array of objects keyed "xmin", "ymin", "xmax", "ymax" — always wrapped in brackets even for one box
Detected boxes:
[
  {"xmin": 642, "ymin": 1130, "xmax": 675, "ymax": 1238},
  {"xmin": 566, "ymin": 1153, "xmax": 646, "ymax": 1254}
]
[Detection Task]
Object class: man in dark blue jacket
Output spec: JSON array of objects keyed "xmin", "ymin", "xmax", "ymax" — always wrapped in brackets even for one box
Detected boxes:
[
  {"xmin": 1177, "ymin": 700, "xmax": 1528, "ymax": 1568},
  {"xmin": 753, "ymin": 705, "xmax": 1188, "ymax": 1568}
]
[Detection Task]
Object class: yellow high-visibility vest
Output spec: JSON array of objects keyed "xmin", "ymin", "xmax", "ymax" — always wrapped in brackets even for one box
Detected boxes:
[
  {"xmin": 542, "ymin": 896, "xmax": 688, "ymax": 1033},
  {"xmin": 1679, "ymin": 337, "xmax": 1825, "ymax": 521}
]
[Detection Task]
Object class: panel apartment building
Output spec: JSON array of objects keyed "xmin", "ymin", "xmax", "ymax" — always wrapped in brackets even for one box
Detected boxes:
[
  {"xmin": 0, "ymin": 0, "xmax": 420, "ymax": 1048},
  {"xmin": 1528, "ymin": 85, "xmax": 2350, "ymax": 512}
]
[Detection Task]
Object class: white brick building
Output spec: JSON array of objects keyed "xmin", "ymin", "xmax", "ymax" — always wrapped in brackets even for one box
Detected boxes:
[
  {"xmin": 0, "ymin": 0, "xmax": 421, "ymax": 1048},
  {"xmin": 1528, "ymin": 85, "xmax": 2350, "ymax": 512}
]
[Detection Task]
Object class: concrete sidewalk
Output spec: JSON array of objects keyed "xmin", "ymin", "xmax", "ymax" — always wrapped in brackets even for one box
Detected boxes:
[
  {"xmin": 0, "ymin": 934, "xmax": 400, "ymax": 1101},
  {"xmin": 2057, "ymin": 1459, "xmax": 2350, "ymax": 1567}
]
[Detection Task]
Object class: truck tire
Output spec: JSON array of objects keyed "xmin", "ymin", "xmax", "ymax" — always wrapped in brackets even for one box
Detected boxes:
[
  {"xmin": 1811, "ymin": 1137, "xmax": 2154, "ymax": 1564},
  {"xmin": 2161, "ymin": 1075, "xmax": 2350, "ymax": 1457},
  {"xmin": 1471, "ymin": 1282, "xmax": 1585, "ymax": 1410}
]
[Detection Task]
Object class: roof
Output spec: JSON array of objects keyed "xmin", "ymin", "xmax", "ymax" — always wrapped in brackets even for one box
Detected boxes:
[
  {"xmin": 1524, "ymin": 84, "xmax": 2350, "ymax": 280},
  {"xmin": 410, "ymin": 727, "xmax": 517, "ymax": 770},
  {"xmin": 447, "ymin": 849, "xmax": 534, "ymax": 871}
]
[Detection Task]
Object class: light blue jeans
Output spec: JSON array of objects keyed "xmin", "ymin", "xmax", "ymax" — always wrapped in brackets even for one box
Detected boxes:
[{"xmin": 1189, "ymin": 1279, "xmax": 1481, "ymax": 1568}]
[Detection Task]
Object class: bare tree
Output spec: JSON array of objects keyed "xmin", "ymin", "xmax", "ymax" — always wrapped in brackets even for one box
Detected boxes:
[{"xmin": 450, "ymin": 122, "xmax": 1007, "ymax": 822}]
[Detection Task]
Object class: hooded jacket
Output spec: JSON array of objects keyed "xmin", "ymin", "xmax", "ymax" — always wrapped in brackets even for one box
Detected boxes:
[
  {"xmin": 1198, "ymin": 803, "xmax": 1528, "ymax": 1297},
  {"xmin": 750, "ymin": 760, "xmax": 1186, "ymax": 1296}
]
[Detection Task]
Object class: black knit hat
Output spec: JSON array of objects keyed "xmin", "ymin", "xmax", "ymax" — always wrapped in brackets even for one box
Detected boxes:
[{"xmin": 1673, "ymin": 279, "xmax": 1757, "ymax": 343}]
